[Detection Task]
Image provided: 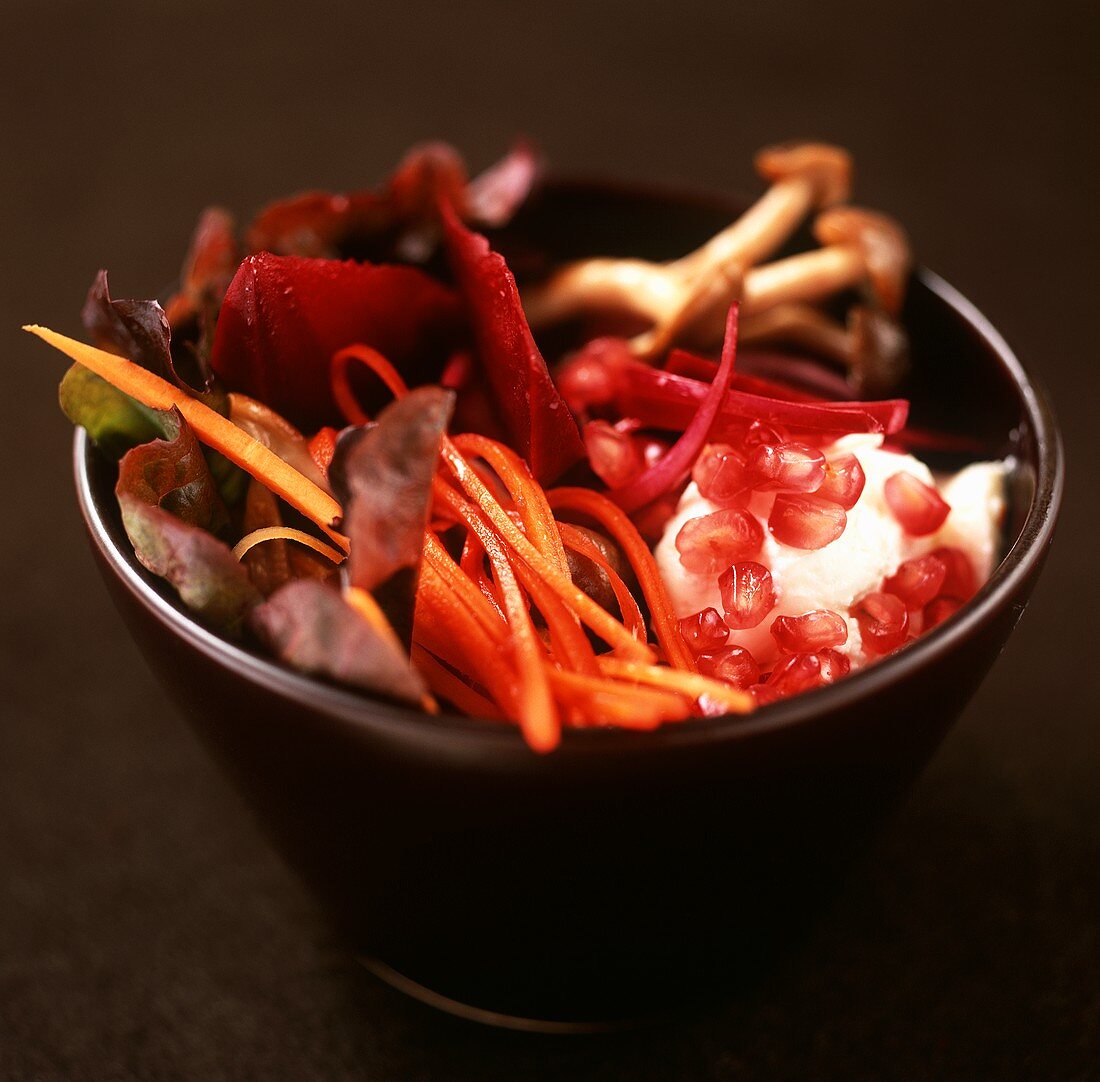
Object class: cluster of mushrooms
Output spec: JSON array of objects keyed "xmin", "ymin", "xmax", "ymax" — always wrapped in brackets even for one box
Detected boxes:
[{"xmin": 523, "ymin": 142, "xmax": 912, "ymax": 394}]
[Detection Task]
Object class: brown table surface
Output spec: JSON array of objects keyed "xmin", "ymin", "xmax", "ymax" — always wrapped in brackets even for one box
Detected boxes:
[{"xmin": 1, "ymin": 1, "xmax": 1096, "ymax": 1078}]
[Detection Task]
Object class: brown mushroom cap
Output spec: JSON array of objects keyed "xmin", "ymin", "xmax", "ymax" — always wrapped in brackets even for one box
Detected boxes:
[
  {"xmin": 848, "ymin": 304, "xmax": 910, "ymax": 394},
  {"xmin": 813, "ymin": 206, "xmax": 911, "ymax": 317},
  {"xmin": 754, "ymin": 142, "xmax": 853, "ymax": 208}
]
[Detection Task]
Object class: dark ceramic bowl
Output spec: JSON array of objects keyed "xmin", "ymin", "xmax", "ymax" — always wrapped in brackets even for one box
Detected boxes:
[{"xmin": 74, "ymin": 179, "xmax": 1062, "ymax": 1029}]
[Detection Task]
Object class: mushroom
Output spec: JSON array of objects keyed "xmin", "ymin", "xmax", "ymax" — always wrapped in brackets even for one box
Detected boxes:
[
  {"xmin": 523, "ymin": 141, "xmax": 851, "ymax": 331},
  {"xmin": 740, "ymin": 302, "xmax": 910, "ymax": 394}
]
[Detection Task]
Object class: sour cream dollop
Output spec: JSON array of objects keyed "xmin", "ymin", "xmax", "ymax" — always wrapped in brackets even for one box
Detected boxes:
[{"xmin": 654, "ymin": 435, "xmax": 1007, "ymax": 667}]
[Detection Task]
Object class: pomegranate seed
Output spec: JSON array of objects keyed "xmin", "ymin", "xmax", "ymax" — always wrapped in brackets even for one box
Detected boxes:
[
  {"xmin": 697, "ymin": 645, "xmax": 761, "ymax": 688},
  {"xmin": 633, "ymin": 491, "xmax": 682, "ymax": 543},
  {"xmin": 768, "ymin": 494, "xmax": 847, "ymax": 550},
  {"xmin": 853, "ymin": 591, "xmax": 909, "ymax": 654},
  {"xmin": 678, "ymin": 607, "xmax": 730, "ymax": 654},
  {"xmin": 768, "ymin": 652, "xmax": 823, "ymax": 697},
  {"xmin": 925, "ymin": 595, "xmax": 964, "ymax": 629},
  {"xmin": 692, "ymin": 443, "xmax": 751, "ymax": 506},
  {"xmin": 584, "ymin": 421, "xmax": 645, "ymax": 488},
  {"xmin": 884, "ymin": 472, "xmax": 951, "ymax": 535},
  {"xmin": 726, "ymin": 419, "xmax": 786, "ymax": 451},
  {"xmin": 751, "ymin": 682, "xmax": 785, "ymax": 707},
  {"xmin": 748, "ymin": 441, "xmax": 827, "ymax": 493},
  {"xmin": 884, "ymin": 553, "xmax": 948, "ymax": 607},
  {"xmin": 719, "ymin": 562, "xmax": 776, "ymax": 629},
  {"xmin": 817, "ymin": 453, "xmax": 866, "ymax": 510},
  {"xmin": 676, "ymin": 509, "xmax": 764, "ymax": 574},
  {"xmin": 770, "ymin": 609, "xmax": 848, "ymax": 652},
  {"xmin": 817, "ymin": 648, "xmax": 852, "ymax": 683},
  {"xmin": 929, "ymin": 546, "xmax": 977, "ymax": 600}
]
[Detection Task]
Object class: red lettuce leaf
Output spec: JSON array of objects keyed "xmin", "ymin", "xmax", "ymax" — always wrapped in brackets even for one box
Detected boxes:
[
  {"xmin": 115, "ymin": 408, "xmax": 260, "ymax": 635},
  {"xmin": 251, "ymin": 579, "xmax": 427, "ymax": 706},
  {"xmin": 245, "ymin": 140, "xmax": 540, "ymax": 263},
  {"xmin": 209, "ymin": 252, "xmax": 462, "ymax": 432},
  {"xmin": 439, "ymin": 199, "xmax": 585, "ymax": 483},
  {"xmin": 164, "ymin": 206, "xmax": 240, "ymax": 328},
  {"xmin": 330, "ymin": 387, "xmax": 454, "ymax": 647}
]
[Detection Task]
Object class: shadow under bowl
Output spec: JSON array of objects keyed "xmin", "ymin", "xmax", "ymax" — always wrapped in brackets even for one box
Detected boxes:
[{"xmin": 74, "ymin": 179, "xmax": 1063, "ymax": 1028}]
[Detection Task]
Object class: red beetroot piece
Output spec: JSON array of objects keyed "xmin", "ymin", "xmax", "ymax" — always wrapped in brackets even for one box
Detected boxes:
[
  {"xmin": 719, "ymin": 561, "xmax": 776, "ymax": 629},
  {"xmin": 697, "ymin": 645, "xmax": 761, "ymax": 689},
  {"xmin": 817, "ymin": 453, "xmax": 866, "ymax": 510},
  {"xmin": 692, "ymin": 443, "xmax": 751, "ymax": 506},
  {"xmin": 678, "ymin": 607, "xmax": 730, "ymax": 654},
  {"xmin": 768, "ymin": 494, "xmax": 847, "ymax": 549},
  {"xmin": 925, "ymin": 595, "xmax": 964, "ymax": 629},
  {"xmin": 930, "ymin": 546, "xmax": 977, "ymax": 600},
  {"xmin": 884, "ymin": 553, "xmax": 948, "ymax": 607},
  {"xmin": 884, "ymin": 471, "xmax": 951, "ymax": 535},
  {"xmin": 584, "ymin": 420, "xmax": 645, "ymax": 488},
  {"xmin": 853, "ymin": 591, "xmax": 909, "ymax": 654},
  {"xmin": 770, "ymin": 609, "xmax": 848, "ymax": 653},
  {"xmin": 748, "ymin": 441, "xmax": 826, "ymax": 493},
  {"xmin": 676, "ymin": 508, "xmax": 763, "ymax": 574}
]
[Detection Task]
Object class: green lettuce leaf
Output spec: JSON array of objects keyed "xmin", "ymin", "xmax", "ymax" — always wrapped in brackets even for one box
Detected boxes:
[{"xmin": 59, "ymin": 363, "xmax": 164, "ymax": 458}]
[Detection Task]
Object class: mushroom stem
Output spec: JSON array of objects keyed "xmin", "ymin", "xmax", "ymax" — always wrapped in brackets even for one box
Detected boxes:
[
  {"xmin": 740, "ymin": 303, "xmax": 852, "ymax": 364},
  {"xmin": 741, "ymin": 245, "xmax": 865, "ymax": 314}
]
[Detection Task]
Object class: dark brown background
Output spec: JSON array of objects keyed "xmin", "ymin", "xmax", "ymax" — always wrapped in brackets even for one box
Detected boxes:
[{"xmin": 1, "ymin": 1, "xmax": 1096, "ymax": 1078}]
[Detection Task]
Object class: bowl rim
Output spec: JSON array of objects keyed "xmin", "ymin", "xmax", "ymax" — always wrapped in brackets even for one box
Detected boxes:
[{"xmin": 73, "ymin": 253, "xmax": 1064, "ymax": 758}]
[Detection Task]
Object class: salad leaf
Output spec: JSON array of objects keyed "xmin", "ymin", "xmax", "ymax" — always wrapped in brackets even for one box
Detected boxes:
[
  {"xmin": 59, "ymin": 363, "xmax": 164, "ymax": 458},
  {"xmin": 331, "ymin": 386, "xmax": 454, "ymax": 646},
  {"xmin": 439, "ymin": 199, "xmax": 585, "ymax": 483},
  {"xmin": 245, "ymin": 140, "xmax": 539, "ymax": 263},
  {"xmin": 209, "ymin": 252, "xmax": 462, "ymax": 432},
  {"xmin": 251, "ymin": 579, "xmax": 427, "ymax": 705},
  {"xmin": 115, "ymin": 408, "xmax": 260, "ymax": 635}
]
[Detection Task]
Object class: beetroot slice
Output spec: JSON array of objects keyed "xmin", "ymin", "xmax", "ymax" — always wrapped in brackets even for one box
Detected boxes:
[
  {"xmin": 439, "ymin": 200, "xmax": 585, "ymax": 483},
  {"xmin": 209, "ymin": 253, "xmax": 462, "ymax": 432},
  {"xmin": 609, "ymin": 306, "xmax": 740, "ymax": 512}
]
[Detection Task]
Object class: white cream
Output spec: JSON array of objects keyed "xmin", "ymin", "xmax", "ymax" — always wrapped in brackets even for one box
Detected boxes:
[{"xmin": 655, "ymin": 435, "xmax": 1007, "ymax": 667}]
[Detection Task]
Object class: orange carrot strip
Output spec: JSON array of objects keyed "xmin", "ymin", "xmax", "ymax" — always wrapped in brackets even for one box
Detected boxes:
[
  {"xmin": 411, "ymin": 646, "xmax": 505, "ymax": 721},
  {"xmin": 548, "ymin": 486, "xmax": 693, "ymax": 671},
  {"xmin": 556, "ymin": 522, "xmax": 647, "ymax": 641},
  {"xmin": 546, "ymin": 669, "xmax": 684, "ymax": 730},
  {"xmin": 437, "ymin": 442, "xmax": 654, "ymax": 663},
  {"xmin": 423, "ymin": 533, "xmax": 508, "ymax": 644},
  {"xmin": 27, "ymin": 326, "xmax": 348, "ymax": 549},
  {"xmin": 330, "ymin": 343, "xmax": 410, "ymax": 425},
  {"xmin": 232, "ymin": 526, "xmax": 345, "ymax": 565},
  {"xmin": 596, "ymin": 657, "xmax": 754, "ymax": 714},
  {"xmin": 440, "ymin": 485, "xmax": 559, "ymax": 752}
]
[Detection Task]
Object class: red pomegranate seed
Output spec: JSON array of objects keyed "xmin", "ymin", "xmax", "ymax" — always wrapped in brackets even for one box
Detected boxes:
[
  {"xmin": 719, "ymin": 561, "xmax": 776, "ymax": 629},
  {"xmin": 726, "ymin": 419, "xmax": 787, "ymax": 451},
  {"xmin": 817, "ymin": 453, "xmax": 866, "ymax": 510},
  {"xmin": 751, "ymin": 682, "xmax": 785, "ymax": 707},
  {"xmin": 692, "ymin": 443, "xmax": 751, "ymax": 506},
  {"xmin": 884, "ymin": 553, "xmax": 948, "ymax": 607},
  {"xmin": 678, "ymin": 607, "xmax": 730, "ymax": 654},
  {"xmin": 768, "ymin": 652, "xmax": 823, "ymax": 697},
  {"xmin": 676, "ymin": 509, "xmax": 764, "ymax": 574},
  {"xmin": 584, "ymin": 420, "xmax": 645, "ymax": 488},
  {"xmin": 770, "ymin": 609, "xmax": 848, "ymax": 652},
  {"xmin": 925, "ymin": 595, "xmax": 964, "ymax": 629},
  {"xmin": 817, "ymin": 648, "xmax": 852, "ymax": 683},
  {"xmin": 853, "ymin": 591, "xmax": 909, "ymax": 654},
  {"xmin": 748, "ymin": 441, "xmax": 827, "ymax": 493},
  {"xmin": 697, "ymin": 645, "xmax": 762, "ymax": 688},
  {"xmin": 768, "ymin": 494, "xmax": 847, "ymax": 550},
  {"xmin": 930, "ymin": 546, "xmax": 977, "ymax": 600},
  {"xmin": 884, "ymin": 472, "xmax": 951, "ymax": 535}
]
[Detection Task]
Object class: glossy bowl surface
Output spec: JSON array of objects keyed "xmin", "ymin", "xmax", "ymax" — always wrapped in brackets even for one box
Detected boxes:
[{"xmin": 74, "ymin": 179, "xmax": 1062, "ymax": 1026}]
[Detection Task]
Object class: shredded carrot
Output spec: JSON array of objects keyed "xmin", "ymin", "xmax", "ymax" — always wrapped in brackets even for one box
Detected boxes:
[
  {"xmin": 547, "ymin": 486, "xmax": 694, "ymax": 671},
  {"xmin": 556, "ymin": 522, "xmax": 647, "ymax": 641},
  {"xmin": 232, "ymin": 526, "xmax": 346, "ymax": 565},
  {"xmin": 27, "ymin": 326, "xmax": 348, "ymax": 549},
  {"xmin": 546, "ymin": 669, "xmax": 685, "ymax": 730},
  {"xmin": 411, "ymin": 646, "xmax": 505, "ymax": 721},
  {"xmin": 596, "ymin": 657, "xmax": 754, "ymax": 714},
  {"xmin": 437, "ymin": 441, "xmax": 655, "ymax": 663},
  {"xmin": 331, "ymin": 343, "xmax": 409, "ymax": 425}
]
